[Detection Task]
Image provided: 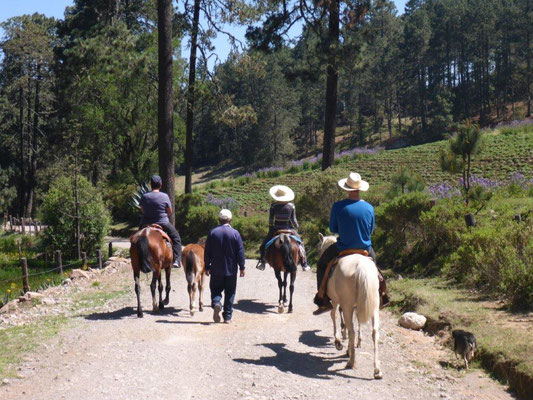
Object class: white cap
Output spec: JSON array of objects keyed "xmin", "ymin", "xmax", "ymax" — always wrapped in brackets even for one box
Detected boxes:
[{"xmin": 219, "ymin": 209, "xmax": 232, "ymax": 220}]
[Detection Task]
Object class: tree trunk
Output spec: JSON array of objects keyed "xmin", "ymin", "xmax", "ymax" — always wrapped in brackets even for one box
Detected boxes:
[
  {"xmin": 322, "ymin": 0, "xmax": 339, "ymax": 171},
  {"xmin": 157, "ymin": 0, "xmax": 175, "ymax": 223},
  {"xmin": 18, "ymin": 69, "xmax": 25, "ymax": 217},
  {"xmin": 26, "ymin": 64, "xmax": 40, "ymax": 218},
  {"xmin": 527, "ymin": 0, "xmax": 532, "ymax": 117},
  {"xmin": 185, "ymin": 0, "xmax": 200, "ymax": 194}
]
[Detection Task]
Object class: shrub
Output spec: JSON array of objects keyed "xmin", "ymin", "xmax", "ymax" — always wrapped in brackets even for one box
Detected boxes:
[
  {"xmin": 41, "ymin": 176, "xmax": 110, "ymax": 257},
  {"xmin": 101, "ymin": 182, "xmax": 138, "ymax": 223},
  {"xmin": 232, "ymin": 215, "xmax": 268, "ymax": 243},
  {"xmin": 182, "ymin": 205, "xmax": 219, "ymax": 243}
]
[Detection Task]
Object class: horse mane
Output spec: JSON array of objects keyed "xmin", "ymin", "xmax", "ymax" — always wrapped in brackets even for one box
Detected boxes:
[{"xmin": 136, "ymin": 230, "xmax": 154, "ymax": 273}]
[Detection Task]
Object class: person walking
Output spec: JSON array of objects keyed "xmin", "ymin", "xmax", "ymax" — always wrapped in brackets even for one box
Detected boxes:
[
  {"xmin": 204, "ymin": 209, "xmax": 245, "ymax": 324},
  {"xmin": 139, "ymin": 175, "xmax": 182, "ymax": 268}
]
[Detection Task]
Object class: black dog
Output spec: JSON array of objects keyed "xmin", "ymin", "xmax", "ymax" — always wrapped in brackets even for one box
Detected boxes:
[{"xmin": 452, "ymin": 329, "xmax": 477, "ymax": 369}]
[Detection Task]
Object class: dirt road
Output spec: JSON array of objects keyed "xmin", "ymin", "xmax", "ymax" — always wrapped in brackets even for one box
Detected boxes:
[{"xmin": 1, "ymin": 260, "xmax": 515, "ymax": 400}]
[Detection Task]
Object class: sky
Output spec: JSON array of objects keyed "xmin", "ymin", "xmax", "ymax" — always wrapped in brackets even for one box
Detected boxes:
[{"xmin": 0, "ymin": 0, "xmax": 408, "ymax": 65}]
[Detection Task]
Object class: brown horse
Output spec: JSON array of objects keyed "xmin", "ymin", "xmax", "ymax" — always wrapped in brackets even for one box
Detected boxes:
[
  {"xmin": 181, "ymin": 242, "xmax": 206, "ymax": 316},
  {"xmin": 265, "ymin": 232, "xmax": 300, "ymax": 313},
  {"xmin": 130, "ymin": 226, "xmax": 173, "ymax": 318}
]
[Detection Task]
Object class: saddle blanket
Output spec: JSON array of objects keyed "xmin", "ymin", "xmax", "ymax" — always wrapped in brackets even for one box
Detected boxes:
[{"xmin": 265, "ymin": 234, "xmax": 302, "ymax": 250}]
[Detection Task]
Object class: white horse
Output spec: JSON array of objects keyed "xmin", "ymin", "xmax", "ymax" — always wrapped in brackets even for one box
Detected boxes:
[{"xmin": 318, "ymin": 233, "xmax": 383, "ymax": 379}]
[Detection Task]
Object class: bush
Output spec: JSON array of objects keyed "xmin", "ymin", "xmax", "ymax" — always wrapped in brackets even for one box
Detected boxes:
[
  {"xmin": 232, "ymin": 215, "xmax": 268, "ymax": 243},
  {"xmin": 41, "ymin": 176, "xmax": 110, "ymax": 257},
  {"xmin": 182, "ymin": 205, "xmax": 219, "ymax": 243},
  {"xmin": 101, "ymin": 182, "xmax": 138, "ymax": 223}
]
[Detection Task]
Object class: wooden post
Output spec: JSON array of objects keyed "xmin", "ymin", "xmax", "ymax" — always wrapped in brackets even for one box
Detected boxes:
[
  {"xmin": 10, "ymin": 216, "xmax": 14, "ymax": 232},
  {"xmin": 21, "ymin": 257, "xmax": 30, "ymax": 293},
  {"xmin": 81, "ymin": 251, "xmax": 87, "ymax": 268},
  {"xmin": 97, "ymin": 250, "xmax": 102, "ymax": 269},
  {"xmin": 21, "ymin": 218, "xmax": 25, "ymax": 235},
  {"xmin": 56, "ymin": 250, "xmax": 63, "ymax": 276},
  {"xmin": 33, "ymin": 220, "xmax": 38, "ymax": 234},
  {"xmin": 108, "ymin": 242, "xmax": 113, "ymax": 258},
  {"xmin": 17, "ymin": 240, "xmax": 22, "ymax": 257}
]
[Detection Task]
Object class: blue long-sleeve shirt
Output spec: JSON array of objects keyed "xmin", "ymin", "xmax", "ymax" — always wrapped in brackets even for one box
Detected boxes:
[
  {"xmin": 329, "ymin": 199, "xmax": 374, "ymax": 251},
  {"xmin": 204, "ymin": 224, "xmax": 245, "ymax": 277}
]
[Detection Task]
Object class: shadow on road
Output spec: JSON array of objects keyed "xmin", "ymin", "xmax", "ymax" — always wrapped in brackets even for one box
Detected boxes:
[
  {"xmin": 233, "ymin": 299, "xmax": 277, "ymax": 314},
  {"xmin": 299, "ymin": 330, "xmax": 331, "ymax": 348},
  {"xmin": 84, "ymin": 306, "xmax": 183, "ymax": 320},
  {"xmin": 233, "ymin": 342, "xmax": 373, "ymax": 381},
  {"xmin": 155, "ymin": 319, "xmax": 211, "ymax": 326}
]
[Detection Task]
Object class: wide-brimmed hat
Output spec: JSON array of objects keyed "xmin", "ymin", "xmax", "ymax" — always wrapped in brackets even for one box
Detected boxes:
[
  {"xmin": 269, "ymin": 185, "xmax": 295, "ymax": 202},
  {"xmin": 338, "ymin": 172, "xmax": 369, "ymax": 192}
]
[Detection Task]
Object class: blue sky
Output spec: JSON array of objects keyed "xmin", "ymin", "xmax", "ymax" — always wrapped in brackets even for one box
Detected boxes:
[{"xmin": 1, "ymin": 0, "xmax": 408, "ymax": 64}]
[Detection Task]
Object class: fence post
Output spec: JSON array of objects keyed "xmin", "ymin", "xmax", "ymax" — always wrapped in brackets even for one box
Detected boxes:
[
  {"xmin": 10, "ymin": 216, "xmax": 14, "ymax": 232},
  {"xmin": 34, "ymin": 220, "xmax": 38, "ymax": 234},
  {"xmin": 108, "ymin": 242, "xmax": 113, "ymax": 258},
  {"xmin": 21, "ymin": 218, "xmax": 25, "ymax": 235},
  {"xmin": 56, "ymin": 250, "xmax": 63, "ymax": 276},
  {"xmin": 81, "ymin": 251, "xmax": 87, "ymax": 268},
  {"xmin": 21, "ymin": 257, "xmax": 30, "ymax": 293},
  {"xmin": 97, "ymin": 250, "xmax": 102, "ymax": 269},
  {"xmin": 17, "ymin": 240, "xmax": 22, "ymax": 257}
]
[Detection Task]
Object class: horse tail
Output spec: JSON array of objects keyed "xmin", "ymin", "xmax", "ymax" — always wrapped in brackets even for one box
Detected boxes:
[
  {"xmin": 280, "ymin": 234, "xmax": 297, "ymax": 273},
  {"xmin": 184, "ymin": 250, "xmax": 197, "ymax": 284},
  {"xmin": 355, "ymin": 257, "xmax": 379, "ymax": 324},
  {"xmin": 137, "ymin": 232, "xmax": 154, "ymax": 273}
]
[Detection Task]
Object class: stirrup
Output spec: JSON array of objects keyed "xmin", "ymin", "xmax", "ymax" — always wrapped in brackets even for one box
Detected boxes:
[{"xmin": 256, "ymin": 260, "xmax": 266, "ymax": 270}]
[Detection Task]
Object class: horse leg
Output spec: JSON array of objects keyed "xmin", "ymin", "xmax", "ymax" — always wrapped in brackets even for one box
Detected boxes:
[
  {"xmin": 357, "ymin": 317, "xmax": 362, "ymax": 348},
  {"xmin": 274, "ymin": 270, "xmax": 284, "ymax": 313},
  {"xmin": 339, "ymin": 307, "xmax": 347, "ymax": 340},
  {"xmin": 134, "ymin": 271, "xmax": 143, "ymax": 318},
  {"xmin": 163, "ymin": 266, "xmax": 171, "ymax": 306},
  {"xmin": 189, "ymin": 281, "xmax": 197, "ymax": 316},
  {"xmin": 331, "ymin": 304, "xmax": 343, "ymax": 351},
  {"xmin": 288, "ymin": 271, "xmax": 296, "ymax": 313},
  {"xmin": 158, "ymin": 270, "xmax": 165, "ymax": 310},
  {"xmin": 150, "ymin": 272, "xmax": 158, "ymax": 313},
  {"xmin": 198, "ymin": 273, "xmax": 204, "ymax": 312},
  {"xmin": 282, "ymin": 271, "xmax": 288, "ymax": 306},
  {"xmin": 344, "ymin": 305, "xmax": 356, "ymax": 369},
  {"xmin": 372, "ymin": 311, "xmax": 383, "ymax": 379}
]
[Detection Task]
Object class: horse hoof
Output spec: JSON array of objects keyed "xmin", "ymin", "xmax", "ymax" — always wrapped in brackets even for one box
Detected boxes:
[
  {"xmin": 278, "ymin": 305, "xmax": 284, "ymax": 313},
  {"xmin": 356, "ymin": 341, "xmax": 362, "ymax": 348},
  {"xmin": 288, "ymin": 307, "xmax": 293, "ymax": 313},
  {"xmin": 374, "ymin": 369, "xmax": 383, "ymax": 380},
  {"xmin": 159, "ymin": 303, "xmax": 165, "ymax": 310},
  {"xmin": 137, "ymin": 312, "xmax": 143, "ymax": 318},
  {"xmin": 199, "ymin": 305, "xmax": 203, "ymax": 312},
  {"xmin": 335, "ymin": 341, "xmax": 343, "ymax": 351},
  {"xmin": 190, "ymin": 310, "xmax": 195, "ymax": 316},
  {"xmin": 345, "ymin": 361, "xmax": 354, "ymax": 369}
]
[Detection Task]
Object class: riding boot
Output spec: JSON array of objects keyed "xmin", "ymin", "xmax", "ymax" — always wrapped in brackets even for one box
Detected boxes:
[{"xmin": 299, "ymin": 244, "xmax": 310, "ymax": 271}]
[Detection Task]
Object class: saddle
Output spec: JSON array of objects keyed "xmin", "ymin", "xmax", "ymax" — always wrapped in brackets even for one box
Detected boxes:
[
  {"xmin": 264, "ymin": 230, "xmax": 302, "ymax": 251},
  {"xmin": 132, "ymin": 224, "xmax": 173, "ymax": 247},
  {"xmin": 317, "ymin": 249, "xmax": 389, "ymax": 309}
]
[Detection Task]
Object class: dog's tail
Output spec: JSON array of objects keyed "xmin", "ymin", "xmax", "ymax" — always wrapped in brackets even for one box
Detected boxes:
[{"xmin": 136, "ymin": 232, "xmax": 154, "ymax": 273}]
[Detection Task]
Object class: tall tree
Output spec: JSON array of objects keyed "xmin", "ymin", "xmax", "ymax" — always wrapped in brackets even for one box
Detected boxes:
[{"xmin": 157, "ymin": 0, "xmax": 175, "ymax": 223}]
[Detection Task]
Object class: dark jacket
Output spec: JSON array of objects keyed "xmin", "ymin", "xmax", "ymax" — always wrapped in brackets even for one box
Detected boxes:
[
  {"xmin": 269, "ymin": 202, "xmax": 299, "ymax": 231},
  {"xmin": 205, "ymin": 224, "xmax": 245, "ymax": 277}
]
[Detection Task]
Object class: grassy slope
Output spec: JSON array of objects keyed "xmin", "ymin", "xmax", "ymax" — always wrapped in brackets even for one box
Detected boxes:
[{"xmin": 199, "ymin": 130, "xmax": 533, "ymax": 215}]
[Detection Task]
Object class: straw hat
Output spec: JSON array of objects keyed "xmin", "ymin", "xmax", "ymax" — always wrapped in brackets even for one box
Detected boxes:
[
  {"xmin": 338, "ymin": 172, "xmax": 369, "ymax": 192},
  {"xmin": 219, "ymin": 209, "xmax": 232, "ymax": 220},
  {"xmin": 269, "ymin": 185, "xmax": 295, "ymax": 202}
]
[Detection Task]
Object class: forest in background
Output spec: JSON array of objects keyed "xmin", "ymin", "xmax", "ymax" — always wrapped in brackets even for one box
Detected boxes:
[{"xmin": 1, "ymin": 0, "xmax": 532, "ymax": 218}]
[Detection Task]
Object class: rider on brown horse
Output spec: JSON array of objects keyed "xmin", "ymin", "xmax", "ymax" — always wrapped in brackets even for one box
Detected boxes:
[
  {"xmin": 139, "ymin": 175, "xmax": 182, "ymax": 268},
  {"xmin": 257, "ymin": 185, "xmax": 310, "ymax": 272},
  {"xmin": 313, "ymin": 172, "xmax": 389, "ymax": 315}
]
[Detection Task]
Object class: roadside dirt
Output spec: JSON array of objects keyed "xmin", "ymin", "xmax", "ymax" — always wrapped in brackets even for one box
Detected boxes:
[{"xmin": 0, "ymin": 259, "xmax": 516, "ymax": 400}]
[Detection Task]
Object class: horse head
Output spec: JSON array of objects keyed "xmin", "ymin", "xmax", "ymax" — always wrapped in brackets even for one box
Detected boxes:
[{"xmin": 318, "ymin": 233, "xmax": 337, "ymax": 257}]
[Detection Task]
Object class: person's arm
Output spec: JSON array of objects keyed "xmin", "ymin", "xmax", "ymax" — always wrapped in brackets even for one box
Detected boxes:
[
  {"xmin": 329, "ymin": 203, "xmax": 338, "ymax": 233},
  {"xmin": 236, "ymin": 231, "xmax": 245, "ymax": 277},
  {"xmin": 268, "ymin": 204, "xmax": 275, "ymax": 227},
  {"xmin": 204, "ymin": 233, "xmax": 212, "ymax": 275},
  {"xmin": 370, "ymin": 206, "xmax": 375, "ymax": 235},
  {"xmin": 165, "ymin": 194, "xmax": 172, "ymax": 217},
  {"xmin": 290, "ymin": 203, "xmax": 299, "ymax": 230}
]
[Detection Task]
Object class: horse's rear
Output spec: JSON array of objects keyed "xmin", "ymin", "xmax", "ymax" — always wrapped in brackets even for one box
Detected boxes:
[
  {"xmin": 266, "ymin": 233, "xmax": 300, "ymax": 313},
  {"xmin": 130, "ymin": 227, "xmax": 173, "ymax": 318},
  {"xmin": 181, "ymin": 243, "xmax": 205, "ymax": 316}
]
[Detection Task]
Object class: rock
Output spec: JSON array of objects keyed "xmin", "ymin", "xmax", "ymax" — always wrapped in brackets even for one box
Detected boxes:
[
  {"xmin": 41, "ymin": 298, "xmax": 56, "ymax": 305},
  {"xmin": 25, "ymin": 291, "xmax": 44, "ymax": 299},
  {"xmin": 2, "ymin": 378, "xmax": 9, "ymax": 385},
  {"xmin": 0, "ymin": 300, "xmax": 18, "ymax": 314},
  {"xmin": 62, "ymin": 278, "xmax": 72, "ymax": 286},
  {"xmin": 70, "ymin": 269, "xmax": 90, "ymax": 280},
  {"xmin": 399, "ymin": 312, "xmax": 427, "ymax": 330}
]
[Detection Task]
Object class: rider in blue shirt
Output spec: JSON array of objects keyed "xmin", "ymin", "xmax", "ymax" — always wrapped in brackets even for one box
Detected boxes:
[{"xmin": 313, "ymin": 172, "xmax": 387, "ymax": 314}]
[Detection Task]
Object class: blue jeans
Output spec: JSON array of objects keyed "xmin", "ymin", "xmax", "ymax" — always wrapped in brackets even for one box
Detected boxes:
[{"xmin": 209, "ymin": 274, "xmax": 237, "ymax": 321}]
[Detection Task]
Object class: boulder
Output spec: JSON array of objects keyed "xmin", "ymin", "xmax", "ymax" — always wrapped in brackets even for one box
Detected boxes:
[
  {"xmin": 0, "ymin": 300, "xmax": 18, "ymax": 314},
  {"xmin": 399, "ymin": 312, "xmax": 427, "ymax": 330},
  {"xmin": 25, "ymin": 291, "xmax": 44, "ymax": 299},
  {"xmin": 70, "ymin": 269, "xmax": 90, "ymax": 280}
]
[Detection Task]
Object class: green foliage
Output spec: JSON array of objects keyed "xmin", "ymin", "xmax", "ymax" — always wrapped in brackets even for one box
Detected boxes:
[
  {"xmin": 387, "ymin": 167, "xmax": 425, "ymax": 198},
  {"xmin": 41, "ymin": 176, "xmax": 110, "ymax": 257},
  {"xmin": 0, "ymin": 168, "xmax": 15, "ymax": 213},
  {"xmin": 232, "ymin": 215, "xmax": 268, "ymax": 243},
  {"xmin": 101, "ymin": 182, "xmax": 139, "ymax": 223}
]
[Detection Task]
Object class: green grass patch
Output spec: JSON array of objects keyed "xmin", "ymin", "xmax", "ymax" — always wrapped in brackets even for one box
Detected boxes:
[{"xmin": 389, "ymin": 277, "xmax": 533, "ymax": 396}]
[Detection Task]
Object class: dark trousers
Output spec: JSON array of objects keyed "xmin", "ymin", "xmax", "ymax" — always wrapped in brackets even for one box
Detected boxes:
[
  {"xmin": 316, "ymin": 244, "xmax": 376, "ymax": 290},
  {"xmin": 210, "ymin": 274, "xmax": 237, "ymax": 321}
]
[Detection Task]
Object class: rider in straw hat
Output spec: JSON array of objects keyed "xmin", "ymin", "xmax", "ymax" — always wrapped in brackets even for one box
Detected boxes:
[
  {"xmin": 257, "ymin": 185, "xmax": 310, "ymax": 271},
  {"xmin": 313, "ymin": 172, "xmax": 388, "ymax": 314}
]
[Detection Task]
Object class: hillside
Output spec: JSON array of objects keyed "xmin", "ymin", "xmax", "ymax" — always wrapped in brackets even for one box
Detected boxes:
[{"xmin": 197, "ymin": 128, "xmax": 533, "ymax": 215}]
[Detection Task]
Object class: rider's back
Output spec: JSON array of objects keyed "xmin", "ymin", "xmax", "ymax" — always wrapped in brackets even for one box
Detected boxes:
[{"xmin": 140, "ymin": 191, "xmax": 171, "ymax": 225}]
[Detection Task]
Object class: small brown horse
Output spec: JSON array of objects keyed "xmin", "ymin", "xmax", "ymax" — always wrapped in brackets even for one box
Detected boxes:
[
  {"xmin": 265, "ymin": 232, "xmax": 300, "ymax": 313},
  {"xmin": 130, "ymin": 226, "xmax": 173, "ymax": 318},
  {"xmin": 181, "ymin": 242, "xmax": 206, "ymax": 316}
]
